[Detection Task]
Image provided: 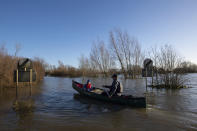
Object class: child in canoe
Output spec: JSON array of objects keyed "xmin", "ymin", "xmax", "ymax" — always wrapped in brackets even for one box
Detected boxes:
[{"xmin": 84, "ymin": 80, "xmax": 92, "ymax": 91}]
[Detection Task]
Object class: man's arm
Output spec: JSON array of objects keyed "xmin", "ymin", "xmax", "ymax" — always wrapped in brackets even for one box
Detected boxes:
[{"xmin": 102, "ymin": 85, "xmax": 111, "ymax": 88}]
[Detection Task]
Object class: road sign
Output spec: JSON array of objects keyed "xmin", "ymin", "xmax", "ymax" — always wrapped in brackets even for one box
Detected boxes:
[
  {"xmin": 143, "ymin": 58, "xmax": 153, "ymax": 70},
  {"xmin": 18, "ymin": 58, "xmax": 33, "ymax": 71},
  {"xmin": 14, "ymin": 70, "xmax": 36, "ymax": 82},
  {"xmin": 142, "ymin": 59, "xmax": 154, "ymax": 77},
  {"xmin": 14, "ymin": 58, "xmax": 36, "ymax": 82}
]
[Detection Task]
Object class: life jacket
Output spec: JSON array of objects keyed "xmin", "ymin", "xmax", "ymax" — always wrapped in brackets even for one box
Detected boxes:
[{"xmin": 87, "ymin": 83, "xmax": 92, "ymax": 89}]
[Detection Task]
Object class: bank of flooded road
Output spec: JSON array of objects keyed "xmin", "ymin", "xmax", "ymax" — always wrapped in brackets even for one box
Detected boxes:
[{"xmin": 0, "ymin": 74, "xmax": 197, "ymax": 130}]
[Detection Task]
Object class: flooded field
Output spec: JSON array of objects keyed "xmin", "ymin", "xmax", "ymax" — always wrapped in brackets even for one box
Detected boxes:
[{"xmin": 0, "ymin": 74, "xmax": 197, "ymax": 131}]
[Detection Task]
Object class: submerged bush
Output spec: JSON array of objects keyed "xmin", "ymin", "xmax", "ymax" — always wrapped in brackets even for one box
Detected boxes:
[
  {"xmin": 150, "ymin": 45, "xmax": 188, "ymax": 89},
  {"xmin": 12, "ymin": 99, "xmax": 35, "ymax": 117}
]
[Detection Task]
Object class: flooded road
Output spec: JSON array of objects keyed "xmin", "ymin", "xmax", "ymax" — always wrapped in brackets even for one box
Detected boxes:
[{"xmin": 0, "ymin": 74, "xmax": 197, "ymax": 130}]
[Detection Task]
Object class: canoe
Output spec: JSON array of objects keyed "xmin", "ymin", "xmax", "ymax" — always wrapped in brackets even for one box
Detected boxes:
[{"xmin": 72, "ymin": 80, "xmax": 146, "ymax": 108}]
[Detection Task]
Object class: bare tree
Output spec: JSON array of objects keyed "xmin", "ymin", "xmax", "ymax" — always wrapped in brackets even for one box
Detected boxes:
[
  {"xmin": 109, "ymin": 29, "xmax": 143, "ymax": 78},
  {"xmin": 14, "ymin": 43, "xmax": 21, "ymax": 57},
  {"xmin": 110, "ymin": 31, "xmax": 126, "ymax": 75},
  {"xmin": 132, "ymin": 40, "xmax": 144, "ymax": 78},
  {"xmin": 33, "ymin": 57, "xmax": 46, "ymax": 81},
  {"xmin": 79, "ymin": 54, "xmax": 89, "ymax": 69},
  {"xmin": 78, "ymin": 54, "xmax": 90, "ymax": 76},
  {"xmin": 148, "ymin": 45, "xmax": 159, "ymax": 84},
  {"xmin": 90, "ymin": 39, "xmax": 115, "ymax": 75}
]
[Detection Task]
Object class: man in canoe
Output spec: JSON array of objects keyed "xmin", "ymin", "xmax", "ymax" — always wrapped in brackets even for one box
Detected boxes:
[{"xmin": 102, "ymin": 74, "xmax": 123, "ymax": 97}]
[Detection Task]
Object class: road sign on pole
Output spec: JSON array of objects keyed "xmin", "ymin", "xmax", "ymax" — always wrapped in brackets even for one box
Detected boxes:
[{"xmin": 142, "ymin": 59, "xmax": 153, "ymax": 77}]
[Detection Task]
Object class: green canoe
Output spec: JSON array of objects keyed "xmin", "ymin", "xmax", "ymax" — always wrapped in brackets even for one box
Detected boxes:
[{"xmin": 72, "ymin": 80, "xmax": 146, "ymax": 108}]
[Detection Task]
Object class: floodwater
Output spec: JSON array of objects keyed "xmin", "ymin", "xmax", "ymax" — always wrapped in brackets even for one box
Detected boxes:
[{"xmin": 0, "ymin": 74, "xmax": 197, "ymax": 131}]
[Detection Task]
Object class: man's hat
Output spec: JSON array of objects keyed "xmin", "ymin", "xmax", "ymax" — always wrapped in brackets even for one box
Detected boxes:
[{"xmin": 112, "ymin": 74, "xmax": 117, "ymax": 78}]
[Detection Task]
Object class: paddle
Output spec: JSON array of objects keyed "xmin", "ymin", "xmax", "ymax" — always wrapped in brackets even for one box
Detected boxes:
[{"xmin": 102, "ymin": 85, "xmax": 111, "ymax": 88}]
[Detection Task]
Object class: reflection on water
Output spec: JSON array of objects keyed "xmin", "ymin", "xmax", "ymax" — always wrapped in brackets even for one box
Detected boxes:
[
  {"xmin": 0, "ymin": 74, "xmax": 197, "ymax": 130},
  {"xmin": 13, "ymin": 99, "xmax": 35, "ymax": 130}
]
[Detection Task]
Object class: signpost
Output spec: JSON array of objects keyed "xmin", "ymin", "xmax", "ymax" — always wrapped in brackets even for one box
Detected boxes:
[
  {"xmin": 142, "ymin": 58, "xmax": 154, "ymax": 107},
  {"xmin": 142, "ymin": 58, "xmax": 154, "ymax": 90},
  {"xmin": 14, "ymin": 58, "xmax": 36, "ymax": 97},
  {"xmin": 142, "ymin": 59, "xmax": 153, "ymax": 77}
]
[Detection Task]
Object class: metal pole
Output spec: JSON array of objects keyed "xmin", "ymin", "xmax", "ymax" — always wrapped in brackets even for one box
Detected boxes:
[
  {"xmin": 16, "ymin": 69, "xmax": 18, "ymax": 99},
  {"xmin": 0, "ymin": 81, "xmax": 2, "ymax": 95},
  {"xmin": 145, "ymin": 68, "xmax": 147, "ymax": 91},
  {"xmin": 145, "ymin": 68, "xmax": 148, "ymax": 108},
  {"xmin": 30, "ymin": 69, "xmax": 32, "ymax": 96},
  {"xmin": 152, "ymin": 67, "xmax": 154, "ymax": 87}
]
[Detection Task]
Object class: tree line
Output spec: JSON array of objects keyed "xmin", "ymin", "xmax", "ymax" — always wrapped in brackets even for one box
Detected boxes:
[
  {"xmin": 46, "ymin": 29, "xmax": 197, "ymax": 88},
  {"xmin": 46, "ymin": 29, "xmax": 145, "ymax": 78},
  {"xmin": 47, "ymin": 29, "xmax": 197, "ymax": 79}
]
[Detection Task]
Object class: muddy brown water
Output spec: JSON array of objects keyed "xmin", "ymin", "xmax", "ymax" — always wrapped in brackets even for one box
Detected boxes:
[{"xmin": 0, "ymin": 74, "xmax": 197, "ymax": 131}]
